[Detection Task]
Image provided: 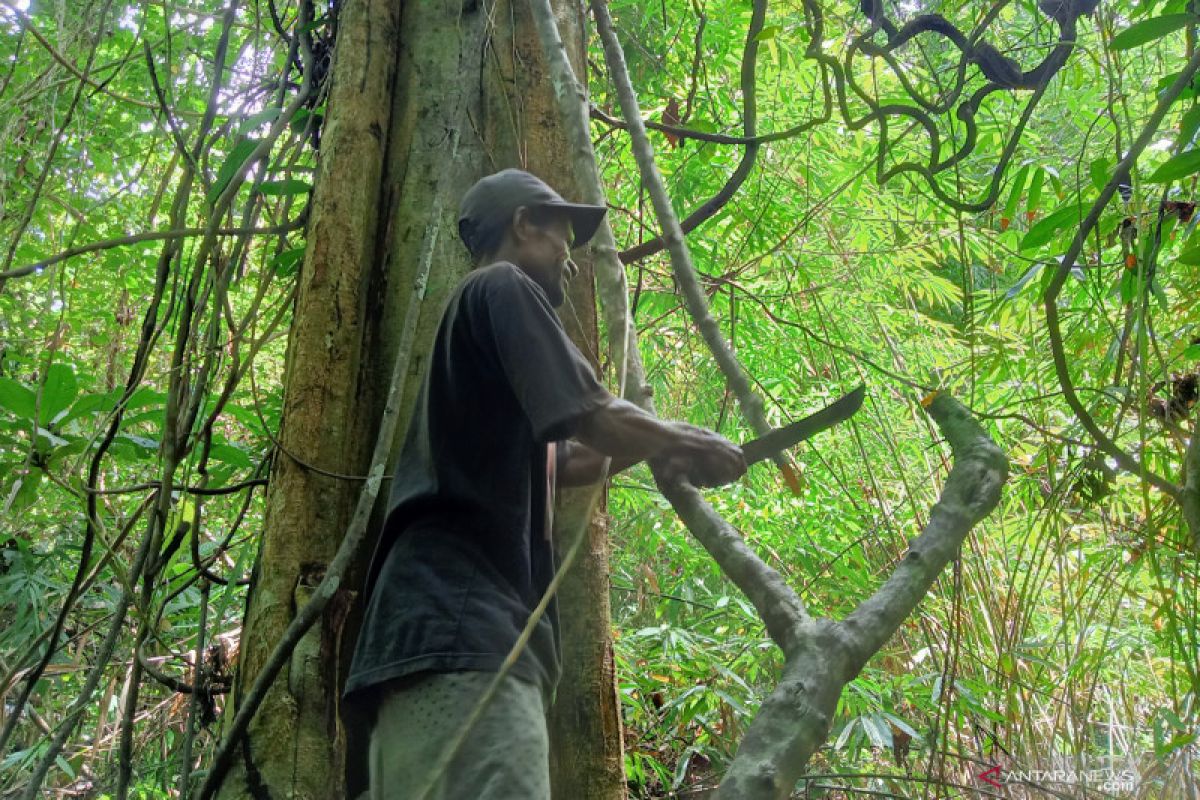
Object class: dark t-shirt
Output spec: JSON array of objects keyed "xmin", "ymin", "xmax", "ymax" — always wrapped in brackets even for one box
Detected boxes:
[{"xmin": 344, "ymin": 262, "xmax": 609, "ymax": 703}]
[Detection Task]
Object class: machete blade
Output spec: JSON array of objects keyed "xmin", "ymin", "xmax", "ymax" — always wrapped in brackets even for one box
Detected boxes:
[{"xmin": 740, "ymin": 384, "xmax": 866, "ymax": 465}]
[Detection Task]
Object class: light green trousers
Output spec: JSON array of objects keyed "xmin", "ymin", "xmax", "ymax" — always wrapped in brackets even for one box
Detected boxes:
[{"xmin": 368, "ymin": 671, "xmax": 551, "ymax": 800}]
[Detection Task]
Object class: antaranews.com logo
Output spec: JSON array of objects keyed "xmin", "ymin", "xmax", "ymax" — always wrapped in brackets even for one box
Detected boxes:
[{"xmin": 976, "ymin": 755, "xmax": 1138, "ymax": 794}]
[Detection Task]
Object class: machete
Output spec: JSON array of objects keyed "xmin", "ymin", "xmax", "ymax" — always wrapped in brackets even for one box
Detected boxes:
[{"xmin": 740, "ymin": 384, "xmax": 866, "ymax": 465}]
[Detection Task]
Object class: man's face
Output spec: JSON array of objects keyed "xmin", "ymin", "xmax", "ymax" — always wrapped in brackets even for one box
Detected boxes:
[{"xmin": 513, "ymin": 209, "xmax": 577, "ymax": 307}]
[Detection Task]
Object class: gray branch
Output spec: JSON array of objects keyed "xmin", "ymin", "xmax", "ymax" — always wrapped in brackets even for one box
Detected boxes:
[
  {"xmin": 532, "ymin": 4, "xmax": 1008, "ymax": 798},
  {"xmin": 718, "ymin": 393, "xmax": 1007, "ymax": 798}
]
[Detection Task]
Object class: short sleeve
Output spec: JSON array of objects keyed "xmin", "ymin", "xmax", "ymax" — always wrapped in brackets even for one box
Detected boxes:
[{"xmin": 471, "ymin": 264, "xmax": 610, "ymax": 442}]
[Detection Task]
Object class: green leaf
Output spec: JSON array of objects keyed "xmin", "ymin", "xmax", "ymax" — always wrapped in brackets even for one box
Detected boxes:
[
  {"xmin": 861, "ymin": 714, "xmax": 893, "ymax": 748},
  {"xmin": 124, "ymin": 387, "xmax": 166, "ymax": 411},
  {"xmin": 238, "ymin": 108, "xmax": 280, "ymax": 137},
  {"xmin": 209, "ymin": 443, "xmax": 254, "ymax": 469},
  {"xmin": 54, "ymin": 754, "xmax": 75, "ymax": 780},
  {"xmin": 1089, "ymin": 157, "xmax": 1111, "ymax": 192},
  {"xmin": 1110, "ymin": 14, "xmax": 1196, "ymax": 50},
  {"xmin": 290, "ymin": 106, "xmax": 325, "ymax": 133},
  {"xmin": 1003, "ymin": 164, "xmax": 1030, "ymax": 223},
  {"xmin": 1150, "ymin": 278, "xmax": 1169, "ymax": 311},
  {"xmin": 834, "ymin": 717, "xmax": 859, "ymax": 750},
  {"xmin": 755, "ymin": 25, "xmax": 779, "ymax": 40},
  {"xmin": 272, "ymin": 247, "xmax": 306, "ymax": 276},
  {"xmin": 1179, "ymin": 105, "xmax": 1200, "ymax": 150},
  {"xmin": 1026, "ymin": 167, "xmax": 1045, "ymax": 216},
  {"xmin": 1176, "ymin": 244, "xmax": 1200, "ymax": 264},
  {"xmin": 298, "ymin": 15, "xmax": 328, "ymax": 34},
  {"xmin": 1146, "ymin": 149, "xmax": 1200, "ymax": 182},
  {"xmin": 39, "ymin": 363, "xmax": 77, "ymax": 425},
  {"xmin": 0, "ymin": 379, "xmax": 36, "ymax": 420},
  {"xmin": 258, "ymin": 178, "xmax": 311, "ymax": 196},
  {"xmin": 114, "ymin": 433, "xmax": 159, "ymax": 454},
  {"xmin": 59, "ymin": 390, "xmax": 120, "ymax": 427},
  {"xmin": 208, "ymin": 138, "xmax": 262, "ymax": 204},
  {"xmin": 882, "ymin": 712, "xmax": 923, "ymax": 740},
  {"xmin": 34, "ymin": 426, "xmax": 68, "ymax": 451},
  {"xmin": 1005, "ymin": 262, "xmax": 1046, "ymax": 299},
  {"xmin": 5, "ymin": 468, "xmax": 43, "ymax": 514},
  {"xmin": 1019, "ymin": 203, "xmax": 1082, "ymax": 251},
  {"xmin": 1119, "ymin": 268, "xmax": 1138, "ymax": 303}
]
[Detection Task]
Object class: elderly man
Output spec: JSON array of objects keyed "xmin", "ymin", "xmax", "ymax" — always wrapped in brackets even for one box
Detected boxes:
[{"xmin": 345, "ymin": 169, "xmax": 745, "ymax": 799}]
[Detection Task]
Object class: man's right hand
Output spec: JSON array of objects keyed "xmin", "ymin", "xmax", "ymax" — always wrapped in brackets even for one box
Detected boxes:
[
  {"xmin": 649, "ymin": 423, "xmax": 746, "ymax": 488},
  {"xmin": 574, "ymin": 397, "xmax": 747, "ymax": 487}
]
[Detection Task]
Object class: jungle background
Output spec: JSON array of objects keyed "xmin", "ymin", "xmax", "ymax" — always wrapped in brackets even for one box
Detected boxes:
[{"xmin": 0, "ymin": 0, "xmax": 1198, "ymax": 798}]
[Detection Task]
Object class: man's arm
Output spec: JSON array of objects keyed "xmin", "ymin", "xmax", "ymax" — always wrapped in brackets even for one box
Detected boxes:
[{"xmin": 558, "ymin": 397, "xmax": 746, "ymax": 487}]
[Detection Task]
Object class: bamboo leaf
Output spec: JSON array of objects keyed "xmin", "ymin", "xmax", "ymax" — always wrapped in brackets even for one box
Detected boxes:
[
  {"xmin": 1026, "ymin": 167, "xmax": 1045, "ymax": 217},
  {"xmin": 1019, "ymin": 203, "xmax": 1082, "ymax": 250},
  {"xmin": 1089, "ymin": 158, "xmax": 1111, "ymax": 192},
  {"xmin": 1179, "ymin": 105, "xmax": 1200, "ymax": 150},
  {"xmin": 238, "ymin": 108, "xmax": 281, "ymax": 136},
  {"xmin": 1110, "ymin": 14, "xmax": 1196, "ymax": 50},
  {"xmin": 1003, "ymin": 164, "xmax": 1030, "ymax": 226},
  {"xmin": 1146, "ymin": 149, "xmax": 1200, "ymax": 182},
  {"xmin": 272, "ymin": 246, "xmax": 306, "ymax": 276}
]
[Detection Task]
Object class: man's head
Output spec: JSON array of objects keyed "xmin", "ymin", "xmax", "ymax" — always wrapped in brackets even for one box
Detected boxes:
[{"xmin": 458, "ymin": 169, "xmax": 607, "ymax": 306}]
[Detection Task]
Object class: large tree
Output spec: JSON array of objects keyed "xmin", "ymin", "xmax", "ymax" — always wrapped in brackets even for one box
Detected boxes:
[
  {"xmin": 2, "ymin": 0, "xmax": 1199, "ymax": 798},
  {"xmin": 209, "ymin": 0, "xmax": 624, "ymax": 797}
]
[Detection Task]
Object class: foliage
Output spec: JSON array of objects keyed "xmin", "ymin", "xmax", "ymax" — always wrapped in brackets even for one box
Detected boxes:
[{"xmin": 0, "ymin": 0, "xmax": 1198, "ymax": 797}]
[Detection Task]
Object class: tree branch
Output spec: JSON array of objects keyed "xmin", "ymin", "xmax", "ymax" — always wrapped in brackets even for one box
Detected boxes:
[
  {"xmin": 613, "ymin": 0, "xmax": 764, "ymax": 265},
  {"xmin": 658, "ymin": 479, "xmax": 810, "ymax": 649},
  {"xmin": 1040, "ymin": 49, "xmax": 1200, "ymax": 504},
  {"xmin": 717, "ymin": 392, "xmax": 1008, "ymax": 799},
  {"xmin": 537, "ymin": 7, "xmax": 1010, "ymax": 797},
  {"xmin": 0, "ymin": 218, "xmax": 306, "ymax": 281},
  {"xmin": 590, "ymin": 104, "xmax": 826, "ymax": 147},
  {"xmin": 593, "ymin": 0, "xmax": 780, "ymax": 444}
]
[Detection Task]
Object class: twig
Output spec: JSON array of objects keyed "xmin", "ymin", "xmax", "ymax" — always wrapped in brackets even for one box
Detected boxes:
[
  {"xmin": 1040, "ymin": 50, "xmax": 1200, "ymax": 503},
  {"xmin": 0, "ymin": 218, "xmax": 306, "ymax": 281},
  {"xmin": 614, "ymin": 0, "xmax": 766, "ymax": 266},
  {"xmin": 593, "ymin": 0, "xmax": 782, "ymax": 448},
  {"xmin": 179, "ymin": 578, "xmax": 210, "ymax": 797},
  {"xmin": 0, "ymin": 0, "xmax": 166, "ymax": 111},
  {"xmin": 86, "ymin": 477, "xmax": 268, "ymax": 496},
  {"xmin": 591, "ymin": 104, "xmax": 827, "ymax": 147},
  {"xmin": 0, "ymin": 0, "xmax": 113, "ymax": 286}
]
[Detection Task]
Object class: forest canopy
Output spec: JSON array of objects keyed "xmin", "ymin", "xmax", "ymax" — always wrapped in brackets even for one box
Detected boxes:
[{"xmin": 0, "ymin": 0, "xmax": 1198, "ymax": 798}]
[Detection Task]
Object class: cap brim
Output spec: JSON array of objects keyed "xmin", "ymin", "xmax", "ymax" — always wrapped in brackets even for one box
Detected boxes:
[{"xmin": 556, "ymin": 203, "xmax": 607, "ymax": 249}]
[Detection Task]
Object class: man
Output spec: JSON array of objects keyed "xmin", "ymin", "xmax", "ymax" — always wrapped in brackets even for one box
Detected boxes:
[{"xmin": 345, "ymin": 169, "xmax": 745, "ymax": 799}]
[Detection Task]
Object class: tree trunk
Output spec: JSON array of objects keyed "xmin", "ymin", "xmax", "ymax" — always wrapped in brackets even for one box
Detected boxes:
[
  {"xmin": 213, "ymin": 0, "xmax": 400, "ymax": 796},
  {"xmin": 217, "ymin": 0, "xmax": 624, "ymax": 798}
]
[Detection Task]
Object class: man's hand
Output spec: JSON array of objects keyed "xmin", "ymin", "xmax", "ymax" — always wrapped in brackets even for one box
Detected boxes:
[
  {"xmin": 649, "ymin": 423, "xmax": 746, "ymax": 488},
  {"xmin": 572, "ymin": 398, "xmax": 747, "ymax": 487}
]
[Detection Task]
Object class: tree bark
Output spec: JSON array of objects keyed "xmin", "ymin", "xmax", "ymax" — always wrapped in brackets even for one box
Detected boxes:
[
  {"xmin": 218, "ymin": 0, "xmax": 624, "ymax": 798},
  {"xmin": 214, "ymin": 0, "xmax": 400, "ymax": 796}
]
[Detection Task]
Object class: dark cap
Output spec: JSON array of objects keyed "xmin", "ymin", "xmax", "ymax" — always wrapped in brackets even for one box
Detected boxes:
[{"xmin": 457, "ymin": 169, "xmax": 607, "ymax": 257}]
